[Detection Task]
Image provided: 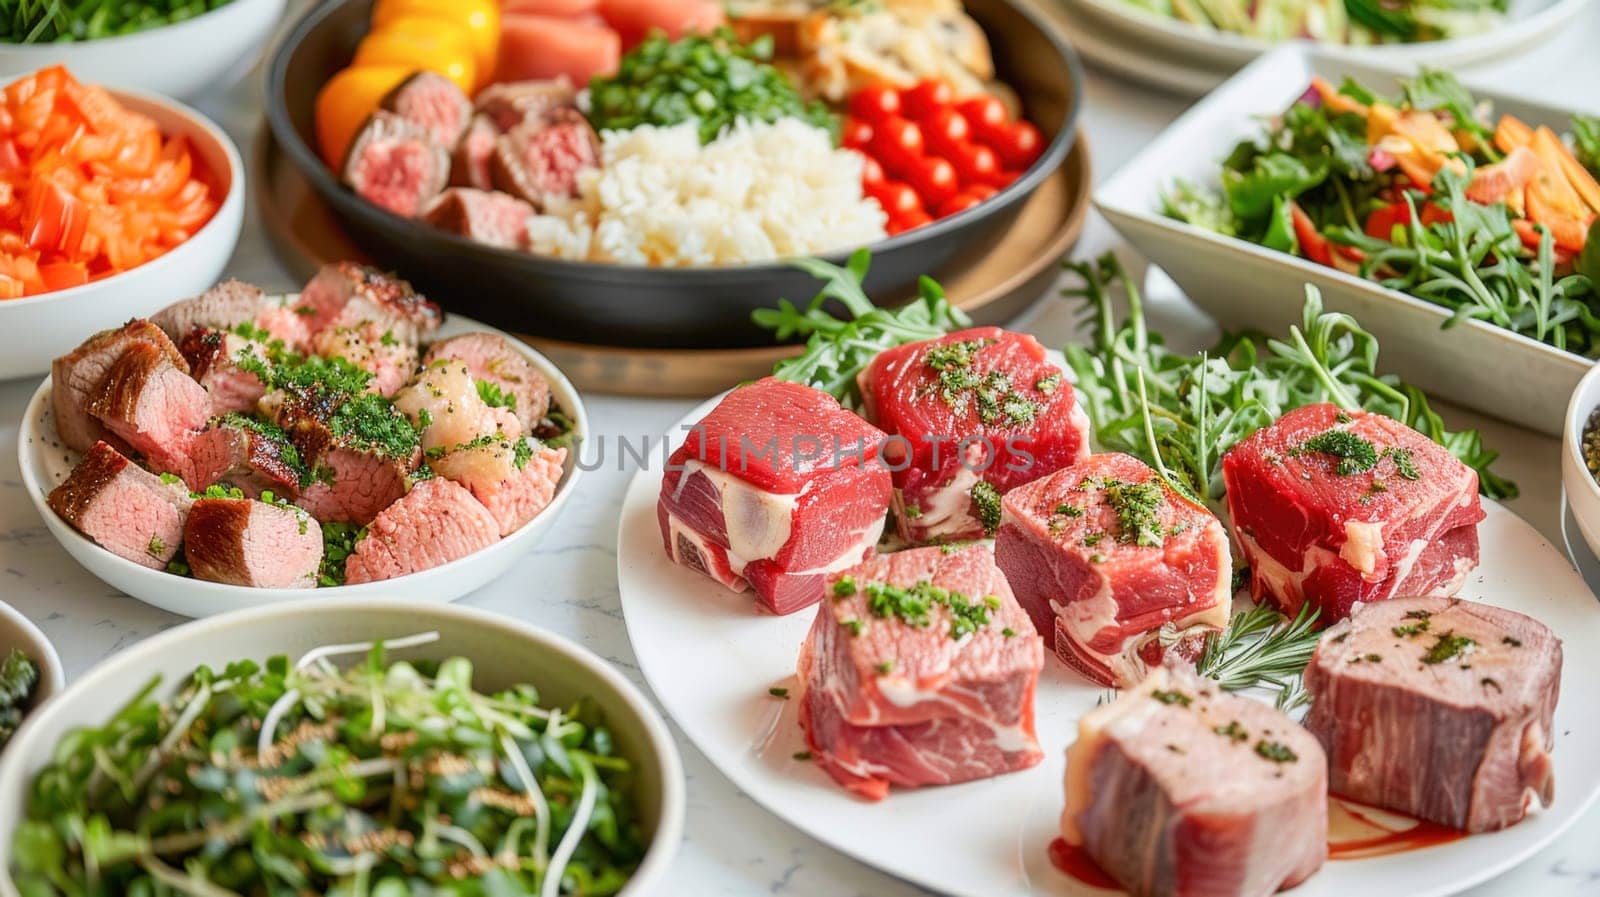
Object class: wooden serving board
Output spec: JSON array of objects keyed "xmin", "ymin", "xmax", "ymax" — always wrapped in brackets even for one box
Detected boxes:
[{"xmin": 255, "ymin": 130, "xmax": 1092, "ymax": 397}]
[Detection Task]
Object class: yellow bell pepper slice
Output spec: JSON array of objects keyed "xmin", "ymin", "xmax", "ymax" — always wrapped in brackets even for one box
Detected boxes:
[
  {"xmin": 315, "ymin": 64, "xmax": 417, "ymax": 169},
  {"xmin": 372, "ymin": 0, "xmax": 500, "ymax": 80},
  {"xmin": 355, "ymin": 19, "xmax": 477, "ymax": 94}
]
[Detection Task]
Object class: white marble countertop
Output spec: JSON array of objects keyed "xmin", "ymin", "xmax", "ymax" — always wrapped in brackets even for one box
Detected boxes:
[{"xmin": 2, "ymin": 7, "xmax": 1599, "ymax": 894}]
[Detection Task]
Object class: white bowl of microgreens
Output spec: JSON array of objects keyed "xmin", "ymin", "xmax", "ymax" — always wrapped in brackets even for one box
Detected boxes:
[
  {"xmin": 0, "ymin": 602, "xmax": 61, "ymax": 756},
  {"xmin": 1561, "ymin": 361, "xmax": 1600, "ymax": 566},
  {"xmin": 0, "ymin": 598, "xmax": 685, "ymax": 897},
  {"xmin": 0, "ymin": 0, "xmax": 287, "ymax": 100}
]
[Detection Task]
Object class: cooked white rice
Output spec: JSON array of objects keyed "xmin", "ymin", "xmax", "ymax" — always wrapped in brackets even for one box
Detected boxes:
[{"xmin": 524, "ymin": 118, "xmax": 889, "ymax": 267}]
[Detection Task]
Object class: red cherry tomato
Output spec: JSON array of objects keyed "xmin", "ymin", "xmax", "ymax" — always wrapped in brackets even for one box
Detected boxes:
[
  {"xmin": 841, "ymin": 118, "xmax": 874, "ymax": 151},
  {"xmin": 868, "ymin": 179, "xmax": 923, "ymax": 219},
  {"xmin": 859, "ymin": 153, "xmax": 886, "ymax": 189},
  {"xmin": 995, "ymin": 120, "xmax": 1044, "ymax": 169},
  {"xmin": 921, "ymin": 108, "xmax": 971, "ymax": 157},
  {"xmin": 950, "ymin": 141, "xmax": 1001, "ymax": 187},
  {"xmin": 849, "ymin": 85, "xmax": 902, "ymax": 123},
  {"xmin": 958, "ymin": 95, "xmax": 1010, "ymax": 144},
  {"xmin": 906, "ymin": 155, "xmax": 959, "ymax": 207},
  {"xmin": 888, "ymin": 208, "xmax": 934, "ymax": 235},
  {"xmin": 901, "ymin": 80, "xmax": 954, "ymax": 120},
  {"xmin": 869, "ymin": 116, "xmax": 926, "ymax": 174},
  {"xmin": 937, "ymin": 191, "xmax": 985, "ymax": 218}
]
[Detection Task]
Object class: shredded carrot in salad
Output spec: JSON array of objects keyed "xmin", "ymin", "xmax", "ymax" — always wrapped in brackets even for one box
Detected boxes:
[{"xmin": 0, "ymin": 66, "xmax": 219, "ymax": 299}]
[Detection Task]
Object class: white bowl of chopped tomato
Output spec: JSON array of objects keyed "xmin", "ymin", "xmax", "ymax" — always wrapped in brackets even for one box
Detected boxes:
[{"xmin": 0, "ymin": 67, "xmax": 244, "ymax": 381}]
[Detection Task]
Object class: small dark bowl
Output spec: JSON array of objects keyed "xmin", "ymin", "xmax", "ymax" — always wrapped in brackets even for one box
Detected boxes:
[{"xmin": 265, "ymin": 0, "xmax": 1082, "ymax": 349}]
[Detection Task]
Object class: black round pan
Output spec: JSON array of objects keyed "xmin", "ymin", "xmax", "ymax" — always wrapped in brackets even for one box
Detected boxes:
[{"xmin": 265, "ymin": 0, "xmax": 1083, "ymax": 349}]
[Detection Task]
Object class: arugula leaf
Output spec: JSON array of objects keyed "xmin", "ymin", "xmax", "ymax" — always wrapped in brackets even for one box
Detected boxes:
[{"xmin": 1221, "ymin": 153, "xmax": 1329, "ymax": 222}]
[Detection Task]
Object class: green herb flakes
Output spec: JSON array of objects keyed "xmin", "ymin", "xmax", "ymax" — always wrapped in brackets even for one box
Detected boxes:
[
  {"xmin": 1298, "ymin": 429, "xmax": 1378, "ymax": 475},
  {"xmin": 1422, "ymin": 632, "xmax": 1478, "ymax": 665},
  {"xmin": 1255, "ymin": 740, "xmax": 1299, "ymax": 763},
  {"xmin": 1214, "ymin": 720, "xmax": 1248, "ymax": 742},
  {"xmin": 971, "ymin": 480, "xmax": 1002, "ymax": 535},
  {"xmin": 1151, "ymin": 689, "xmax": 1192, "ymax": 707}
]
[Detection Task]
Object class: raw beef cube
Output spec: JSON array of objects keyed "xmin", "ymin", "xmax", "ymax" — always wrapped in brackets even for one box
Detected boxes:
[
  {"xmin": 186, "ymin": 416, "xmax": 307, "ymax": 499},
  {"xmin": 85, "ymin": 340, "xmax": 213, "ymax": 479},
  {"xmin": 152, "ymin": 279, "xmax": 310, "ymax": 351},
  {"xmin": 183, "ymin": 497, "xmax": 322, "ymax": 589},
  {"xmin": 179, "ymin": 328, "xmax": 269, "ymax": 415},
  {"xmin": 798, "ymin": 545, "xmax": 1044, "ymax": 800},
  {"xmin": 1222, "ymin": 404, "xmax": 1484, "ymax": 623},
  {"xmin": 658, "ymin": 378, "xmax": 892, "ymax": 615},
  {"xmin": 994, "ymin": 452, "xmax": 1230, "ymax": 688},
  {"xmin": 342, "ymin": 111, "xmax": 450, "ymax": 218},
  {"xmin": 47, "ymin": 442, "xmax": 193, "ymax": 569},
  {"xmin": 344, "ymin": 478, "xmax": 502, "ymax": 584},
  {"xmin": 424, "ymin": 332, "xmax": 551, "ymax": 429},
  {"xmin": 490, "ymin": 108, "xmax": 599, "ymax": 207},
  {"xmin": 858, "ymin": 327, "xmax": 1089, "ymax": 543},
  {"xmin": 1303, "ymin": 595, "xmax": 1561, "ymax": 832},
  {"xmin": 51, "ymin": 320, "xmax": 186, "ymax": 452},
  {"xmin": 381, "ymin": 70, "xmax": 472, "ymax": 149},
  {"xmin": 421, "ymin": 188, "xmax": 534, "ymax": 250},
  {"xmin": 1062, "ymin": 664, "xmax": 1327, "ymax": 897}
]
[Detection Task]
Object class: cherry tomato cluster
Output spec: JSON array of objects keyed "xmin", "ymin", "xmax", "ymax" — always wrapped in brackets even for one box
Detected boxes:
[{"xmin": 844, "ymin": 80, "xmax": 1045, "ymax": 235}]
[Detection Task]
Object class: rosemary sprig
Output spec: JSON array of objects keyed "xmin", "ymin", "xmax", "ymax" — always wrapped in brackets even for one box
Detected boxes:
[
  {"xmin": 1197, "ymin": 603, "xmax": 1323, "ymax": 709},
  {"xmin": 753, "ymin": 250, "xmax": 971, "ymax": 409}
]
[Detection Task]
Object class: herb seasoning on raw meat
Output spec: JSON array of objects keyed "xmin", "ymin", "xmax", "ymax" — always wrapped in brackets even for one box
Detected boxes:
[
  {"xmin": 1101, "ymin": 479, "xmax": 1166, "ymax": 547},
  {"xmin": 859, "ymin": 578, "xmax": 998, "ymax": 640},
  {"xmin": 1297, "ymin": 429, "xmax": 1378, "ymax": 474},
  {"xmin": 971, "ymin": 481, "xmax": 1002, "ymax": 535},
  {"xmin": 1150, "ymin": 689, "xmax": 1192, "ymax": 706},
  {"xmin": 1255, "ymin": 741, "xmax": 1298, "ymax": 763},
  {"xmin": 1422, "ymin": 632, "xmax": 1478, "ymax": 665}
]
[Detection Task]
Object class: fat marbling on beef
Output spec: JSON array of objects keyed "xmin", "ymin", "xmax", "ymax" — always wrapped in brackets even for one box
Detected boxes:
[
  {"xmin": 798, "ymin": 545, "xmax": 1044, "ymax": 800},
  {"xmin": 51, "ymin": 319, "xmax": 186, "ymax": 452},
  {"xmin": 1303, "ymin": 595, "xmax": 1561, "ymax": 832},
  {"xmin": 1222, "ymin": 404, "xmax": 1483, "ymax": 623},
  {"xmin": 1062, "ymin": 664, "xmax": 1327, "ymax": 897},
  {"xmin": 658, "ymin": 377, "xmax": 892, "ymax": 615},
  {"xmin": 423, "ymin": 332, "xmax": 552, "ymax": 430},
  {"xmin": 994, "ymin": 452, "xmax": 1230, "ymax": 687},
  {"xmin": 858, "ymin": 327, "xmax": 1089, "ymax": 543},
  {"xmin": 183, "ymin": 497, "xmax": 322, "ymax": 589},
  {"xmin": 47, "ymin": 441, "xmax": 193, "ymax": 569}
]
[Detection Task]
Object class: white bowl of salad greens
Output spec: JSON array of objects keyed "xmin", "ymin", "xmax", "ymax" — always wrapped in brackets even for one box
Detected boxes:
[
  {"xmin": 0, "ymin": 0, "xmax": 287, "ymax": 100},
  {"xmin": 1096, "ymin": 46, "xmax": 1600, "ymax": 437},
  {"xmin": 0, "ymin": 598, "xmax": 685, "ymax": 897}
]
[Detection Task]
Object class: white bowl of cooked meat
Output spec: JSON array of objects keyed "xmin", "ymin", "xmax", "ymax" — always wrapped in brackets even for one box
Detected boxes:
[{"xmin": 17, "ymin": 262, "xmax": 586, "ymax": 618}]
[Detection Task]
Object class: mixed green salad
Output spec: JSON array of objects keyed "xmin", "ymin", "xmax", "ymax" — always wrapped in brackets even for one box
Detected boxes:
[
  {"xmin": 0, "ymin": 648, "xmax": 39, "ymax": 751},
  {"xmin": 1166, "ymin": 71, "xmax": 1600, "ymax": 357},
  {"xmin": 3, "ymin": 0, "xmax": 236, "ymax": 43},
  {"xmin": 1119, "ymin": 0, "xmax": 1506, "ymax": 45},
  {"xmin": 11, "ymin": 635, "xmax": 648, "ymax": 896}
]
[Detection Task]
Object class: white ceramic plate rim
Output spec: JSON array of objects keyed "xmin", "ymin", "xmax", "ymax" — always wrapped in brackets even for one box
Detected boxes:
[
  {"xmin": 1069, "ymin": 0, "xmax": 1587, "ymax": 59},
  {"xmin": 0, "ymin": 597, "xmax": 685, "ymax": 897},
  {"xmin": 1093, "ymin": 45, "xmax": 1596, "ymax": 374},
  {"xmin": 617, "ymin": 395, "xmax": 1600, "ymax": 897},
  {"xmin": 16, "ymin": 310, "xmax": 588, "ymax": 606},
  {"xmin": 0, "ymin": 86, "xmax": 245, "ymax": 311}
]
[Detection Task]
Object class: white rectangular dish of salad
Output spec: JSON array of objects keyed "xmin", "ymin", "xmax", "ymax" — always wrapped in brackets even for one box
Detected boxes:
[{"xmin": 1095, "ymin": 46, "xmax": 1600, "ymax": 436}]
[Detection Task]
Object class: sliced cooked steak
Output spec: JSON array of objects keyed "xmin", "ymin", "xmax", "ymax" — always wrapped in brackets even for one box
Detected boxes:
[
  {"xmin": 857, "ymin": 327, "xmax": 1090, "ymax": 543},
  {"xmin": 421, "ymin": 187, "xmax": 534, "ymax": 250},
  {"xmin": 1303, "ymin": 595, "xmax": 1561, "ymax": 832},
  {"xmin": 994, "ymin": 452, "xmax": 1231, "ymax": 687},
  {"xmin": 381, "ymin": 70, "xmax": 472, "ymax": 149},
  {"xmin": 183, "ymin": 497, "xmax": 322, "ymax": 588},
  {"xmin": 293, "ymin": 262, "xmax": 442, "ymax": 346},
  {"xmin": 1222, "ymin": 404, "xmax": 1484, "ymax": 623},
  {"xmin": 423, "ymin": 332, "xmax": 550, "ymax": 429},
  {"xmin": 151, "ymin": 279, "xmax": 310, "ymax": 351},
  {"xmin": 473, "ymin": 77, "xmax": 576, "ymax": 132},
  {"xmin": 1063, "ymin": 664, "xmax": 1328, "ymax": 897},
  {"xmin": 343, "ymin": 477, "xmax": 501, "ymax": 583},
  {"xmin": 288, "ymin": 392, "xmax": 422, "ymax": 525},
  {"xmin": 489, "ymin": 108, "xmax": 599, "ymax": 207},
  {"xmin": 186, "ymin": 415, "xmax": 307, "ymax": 499},
  {"xmin": 658, "ymin": 378, "xmax": 892, "ymax": 615},
  {"xmin": 393, "ymin": 360, "xmax": 520, "ymax": 452},
  {"xmin": 342, "ymin": 110, "xmax": 450, "ymax": 218},
  {"xmin": 51, "ymin": 320, "xmax": 186, "ymax": 452},
  {"xmin": 798, "ymin": 545, "xmax": 1044, "ymax": 800},
  {"xmin": 312, "ymin": 324, "xmax": 418, "ymax": 397},
  {"xmin": 179, "ymin": 328, "xmax": 269, "ymax": 415},
  {"xmin": 432, "ymin": 438, "xmax": 565, "ymax": 536},
  {"xmin": 47, "ymin": 441, "xmax": 193, "ymax": 569},
  {"xmin": 450, "ymin": 114, "xmax": 500, "ymax": 190},
  {"xmin": 85, "ymin": 340, "xmax": 212, "ymax": 479}
]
